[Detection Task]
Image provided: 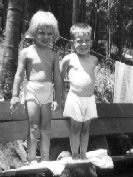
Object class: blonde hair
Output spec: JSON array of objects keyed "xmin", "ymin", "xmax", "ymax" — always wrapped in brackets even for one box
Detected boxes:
[
  {"xmin": 27, "ymin": 11, "xmax": 60, "ymax": 41},
  {"xmin": 70, "ymin": 23, "xmax": 92, "ymax": 39}
]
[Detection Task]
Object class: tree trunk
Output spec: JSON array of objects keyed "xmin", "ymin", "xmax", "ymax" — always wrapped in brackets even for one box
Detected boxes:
[
  {"xmin": 80, "ymin": 0, "xmax": 86, "ymax": 22},
  {"xmin": 106, "ymin": 0, "xmax": 111, "ymax": 58},
  {"xmin": 0, "ymin": 0, "xmax": 25, "ymax": 100},
  {"xmin": 21, "ymin": 0, "xmax": 28, "ymax": 35},
  {"xmin": 72, "ymin": 0, "xmax": 80, "ymax": 24},
  {"xmin": 2, "ymin": 0, "xmax": 8, "ymax": 31},
  {"xmin": 95, "ymin": 0, "xmax": 99, "ymax": 49},
  {"xmin": 119, "ymin": 2, "xmax": 124, "ymax": 61}
]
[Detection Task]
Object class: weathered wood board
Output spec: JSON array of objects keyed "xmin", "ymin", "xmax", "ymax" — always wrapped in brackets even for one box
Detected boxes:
[
  {"xmin": 0, "ymin": 102, "xmax": 133, "ymax": 142},
  {"xmin": 1, "ymin": 155, "xmax": 133, "ymax": 177}
]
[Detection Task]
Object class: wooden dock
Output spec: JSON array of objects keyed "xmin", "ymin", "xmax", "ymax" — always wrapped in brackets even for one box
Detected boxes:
[
  {"xmin": 0, "ymin": 102, "xmax": 133, "ymax": 176},
  {"xmin": 0, "ymin": 102, "xmax": 133, "ymax": 142}
]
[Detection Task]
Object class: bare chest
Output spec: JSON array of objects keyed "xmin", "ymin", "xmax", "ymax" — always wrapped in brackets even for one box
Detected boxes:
[
  {"xmin": 27, "ymin": 52, "xmax": 54, "ymax": 71},
  {"xmin": 70, "ymin": 58, "xmax": 95, "ymax": 76}
]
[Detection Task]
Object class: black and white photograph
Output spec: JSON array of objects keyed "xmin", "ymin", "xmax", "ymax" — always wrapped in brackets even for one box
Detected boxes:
[{"xmin": 0, "ymin": 0, "xmax": 133, "ymax": 177}]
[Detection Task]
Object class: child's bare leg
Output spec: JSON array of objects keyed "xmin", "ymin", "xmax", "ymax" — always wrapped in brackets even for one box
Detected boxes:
[
  {"xmin": 40, "ymin": 103, "xmax": 51, "ymax": 161},
  {"xmin": 25, "ymin": 101, "xmax": 40, "ymax": 162},
  {"xmin": 70, "ymin": 119, "xmax": 82, "ymax": 160},
  {"xmin": 80, "ymin": 120, "xmax": 90, "ymax": 159}
]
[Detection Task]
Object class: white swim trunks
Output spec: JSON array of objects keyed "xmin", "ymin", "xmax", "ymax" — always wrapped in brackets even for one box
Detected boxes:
[
  {"xmin": 22, "ymin": 81, "xmax": 53, "ymax": 105},
  {"xmin": 63, "ymin": 91, "xmax": 98, "ymax": 122}
]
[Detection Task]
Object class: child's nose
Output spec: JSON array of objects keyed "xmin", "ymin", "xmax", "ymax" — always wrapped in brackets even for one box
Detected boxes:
[
  {"xmin": 43, "ymin": 34, "xmax": 48, "ymax": 39},
  {"xmin": 44, "ymin": 35, "xmax": 48, "ymax": 38},
  {"xmin": 82, "ymin": 41, "xmax": 86, "ymax": 45}
]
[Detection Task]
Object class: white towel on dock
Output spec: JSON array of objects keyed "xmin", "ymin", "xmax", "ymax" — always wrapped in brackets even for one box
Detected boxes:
[{"xmin": 15, "ymin": 149, "xmax": 113, "ymax": 176}]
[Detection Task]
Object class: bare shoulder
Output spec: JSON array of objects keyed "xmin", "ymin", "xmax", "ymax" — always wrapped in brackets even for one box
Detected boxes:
[
  {"xmin": 62, "ymin": 52, "xmax": 74, "ymax": 63},
  {"xmin": 18, "ymin": 48, "xmax": 28, "ymax": 62},
  {"xmin": 60, "ymin": 53, "xmax": 73, "ymax": 72},
  {"xmin": 90, "ymin": 55, "xmax": 98, "ymax": 61},
  {"xmin": 19, "ymin": 45, "xmax": 33, "ymax": 57},
  {"xmin": 90, "ymin": 55, "xmax": 98, "ymax": 64},
  {"xmin": 18, "ymin": 46, "xmax": 35, "ymax": 65}
]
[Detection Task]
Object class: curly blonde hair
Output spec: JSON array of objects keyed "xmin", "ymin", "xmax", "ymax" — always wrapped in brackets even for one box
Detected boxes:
[{"xmin": 27, "ymin": 11, "xmax": 60, "ymax": 41}]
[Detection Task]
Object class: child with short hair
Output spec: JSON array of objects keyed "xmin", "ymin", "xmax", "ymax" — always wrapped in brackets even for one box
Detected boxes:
[
  {"xmin": 10, "ymin": 11, "xmax": 62, "ymax": 163},
  {"xmin": 60, "ymin": 23, "xmax": 98, "ymax": 160}
]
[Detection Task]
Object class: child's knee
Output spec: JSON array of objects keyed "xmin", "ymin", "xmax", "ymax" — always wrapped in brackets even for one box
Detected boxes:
[
  {"xmin": 72, "ymin": 126, "xmax": 81, "ymax": 135},
  {"xmin": 81, "ymin": 127, "xmax": 89, "ymax": 135},
  {"xmin": 82, "ymin": 121, "xmax": 90, "ymax": 132},
  {"xmin": 71, "ymin": 122, "xmax": 82, "ymax": 134},
  {"xmin": 30, "ymin": 124, "xmax": 40, "ymax": 139}
]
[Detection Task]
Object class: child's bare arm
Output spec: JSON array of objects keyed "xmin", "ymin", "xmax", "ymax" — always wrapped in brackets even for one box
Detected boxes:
[
  {"xmin": 10, "ymin": 49, "xmax": 27, "ymax": 112},
  {"xmin": 52, "ymin": 53, "xmax": 62, "ymax": 110},
  {"xmin": 60, "ymin": 56, "xmax": 70, "ymax": 104}
]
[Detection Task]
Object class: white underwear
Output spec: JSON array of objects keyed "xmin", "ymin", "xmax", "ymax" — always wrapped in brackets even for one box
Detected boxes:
[
  {"xmin": 63, "ymin": 91, "xmax": 98, "ymax": 122},
  {"xmin": 22, "ymin": 81, "xmax": 53, "ymax": 105}
]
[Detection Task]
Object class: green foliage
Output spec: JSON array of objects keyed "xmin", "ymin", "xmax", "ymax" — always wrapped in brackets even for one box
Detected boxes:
[
  {"xmin": 101, "ymin": 0, "xmax": 133, "ymax": 49},
  {"xmin": 95, "ymin": 58, "xmax": 114, "ymax": 103},
  {"xmin": 2, "ymin": 0, "xmax": 133, "ymax": 100},
  {"xmin": 86, "ymin": 0, "xmax": 133, "ymax": 54}
]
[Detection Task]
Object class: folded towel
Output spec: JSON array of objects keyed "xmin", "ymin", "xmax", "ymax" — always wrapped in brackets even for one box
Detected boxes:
[{"xmin": 3, "ymin": 149, "xmax": 113, "ymax": 176}]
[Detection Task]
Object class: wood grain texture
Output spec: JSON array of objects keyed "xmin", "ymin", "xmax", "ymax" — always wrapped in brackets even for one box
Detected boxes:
[{"xmin": 0, "ymin": 102, "xmax": 133, "ymax": 142}]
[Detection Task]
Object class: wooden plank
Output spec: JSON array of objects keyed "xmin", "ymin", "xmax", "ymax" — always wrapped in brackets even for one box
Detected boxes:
[
  {"xmin": 0, "ymin": 119, "xmax": 70, "ymax": 142},
  {"xmin": 0, "ymin": 166, "xmax": 49, "ymax": 176},
  {"xmin": 0, "ymin": 120, "xmax": 28, "ymax": 142},
  {"xmin": 0, "ymin": 102, "xmax": 27, "ymax": 121},
  {"xmin": 90, "ymin": 119, "xmax": 106, "ymax": 135},
  {"xmin": 0, "ymin": 102, "xmax": 133, "ymax": 142},
  {"xmin": 0, "ymin": 160, "xmax": 97, "ymax": 177},
  {"xmin": 1, "ymin": 117, "xmax": 133, "ymax": 142},
  {"xmin": 1, "ymin": 155, "xmax": 133, "ymax": 177},
  {"xmin": 97, "ymin": 103, "xmax": 133, "ymax": 118},
  {"xmin": 0, "ymin": 101, "xmax": 63, "ymax": 121},
  {"xmin": 0, "ymin": 102, "xmax": 133, "ymax": 121},
  {"xmin": 51, "ymin": 119, "xmax": 70, "ymax": 138},
  {"xmin": 112, "ymin": 154, "xmax": 133, "ymax": 162},
  {"xmin": 0, "ymin": 119, "xmax": 105, "ymax": 142},
  {"xmin": 91, "ymin": 118, "xmax": 133, "ymax": 135}
]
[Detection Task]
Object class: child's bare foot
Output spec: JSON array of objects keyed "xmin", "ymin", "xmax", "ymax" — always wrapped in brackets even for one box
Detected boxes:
[
  {"xmin": 80, "ymin": 153, "xmax": 87, "ymax": 160},
  {"xmin": 72, "ymin": 153, "xmax": 79, "ymax": 160}
]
